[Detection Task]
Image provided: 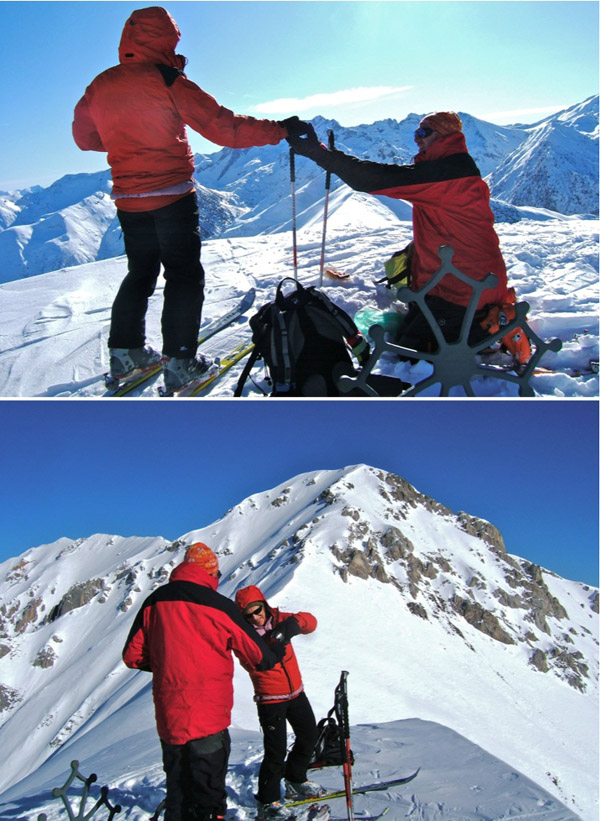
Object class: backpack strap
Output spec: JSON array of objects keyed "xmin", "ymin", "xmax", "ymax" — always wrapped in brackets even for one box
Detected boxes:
[{"xmin": 233, "ymin": 346, "xmax": 261, "ymax": 396}]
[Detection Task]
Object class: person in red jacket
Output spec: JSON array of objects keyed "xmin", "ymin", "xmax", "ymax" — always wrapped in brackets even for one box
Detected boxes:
[
  {"xmin": 73, "ymin": 6, "xmax": 307, "ymax": 393},
  {"xmin": 235, "ymin": 585, "xmax": 325, "ymax": 820},
  {"xmin": 287, "ymin": 112, "xmax": 509, "ymax": 354},
  {"xmin": 122, "ymin": 543, "xmax": 282, "ymax": 821}
]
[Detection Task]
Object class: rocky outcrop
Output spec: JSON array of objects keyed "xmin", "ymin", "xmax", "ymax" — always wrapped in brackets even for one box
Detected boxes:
[{"xmin": 48, "ymin": 580, "xmax": 106, "ymax": 623}]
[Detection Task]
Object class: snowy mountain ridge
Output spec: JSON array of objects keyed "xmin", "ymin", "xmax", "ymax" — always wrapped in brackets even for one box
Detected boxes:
[
  {"xmin": 0, "ymin": 465, "xmax": 598, "ymax": 819},
  {"xmin": 0, "ymin": 96, "xmax": 597, "ymax": 282}
]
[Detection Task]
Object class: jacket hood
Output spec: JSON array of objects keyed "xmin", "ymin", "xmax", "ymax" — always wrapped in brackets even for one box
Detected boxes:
[
  {"xmin": 170, "ymin": 561, "xmax": 219, "ymax": 591},
  {"xmin": 414, "ymin": 131, "xmax": 468, "ymax": 163},
  {"xmin": 119, "ymin": 6, "xmax": 185, "ymax": 67},
  {"xmin": 235, "ymin": 585, "xmax": 268, "ymax": 611}
]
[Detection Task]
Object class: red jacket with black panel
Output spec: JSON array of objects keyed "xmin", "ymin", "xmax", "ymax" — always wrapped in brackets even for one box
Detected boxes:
[
  {"xmin": 306, "ymin": 133, "xmax": 508, "ymax": 309},
  {"xmin": 122, "ymin": 563, "xmax": 277, "ymax": 744}
]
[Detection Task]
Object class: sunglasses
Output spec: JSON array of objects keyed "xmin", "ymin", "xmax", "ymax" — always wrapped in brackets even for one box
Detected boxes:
[
  {"xmin": 414, "ymin": 126, "xmax": 435, "ymax": 139},
  {"xmin": 245, "ymin": 605, "xmax": 264, "ymax": 621}
]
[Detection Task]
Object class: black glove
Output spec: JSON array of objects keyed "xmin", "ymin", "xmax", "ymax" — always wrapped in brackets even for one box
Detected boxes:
[
  {"xmin": 269, "ymin": 616, "xmax": 302, "ymax": 645},
  {"xmin": 286, "ymin": 123, "xmax": 323, "ymax": 158},
  {"xmin": 256, "ymin": 640, "xmax": 286, "ymax": 670},
  {"xmin": 279, "ymin": 116, "xmax": 313, "ymax": 140}
]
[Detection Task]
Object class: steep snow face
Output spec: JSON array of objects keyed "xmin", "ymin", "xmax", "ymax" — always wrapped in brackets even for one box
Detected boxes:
[
  {"xmin": 0, "ymin": 97, "xmax": 597, "ymax": 281},
  {"xmin": 0, "ymin": 465, "xmax": 597, "ymax": 817}
]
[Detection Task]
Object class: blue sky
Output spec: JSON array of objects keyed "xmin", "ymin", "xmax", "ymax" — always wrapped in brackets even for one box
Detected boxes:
[
  {"xmin": 0, "ymin": 1, "xmax": 598, "ymax": 189},
  {"xmin": 0, "ymin": 400, "xmax": 598, "ymax": 586}
]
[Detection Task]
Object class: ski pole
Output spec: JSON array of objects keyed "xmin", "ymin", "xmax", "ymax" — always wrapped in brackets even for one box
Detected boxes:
[
  {"xmin": 318, "ymin": 130, "xmax": 335, "ymax": 287},
  {"xmin": 335, "ymin": 670, "xmax": 355, "ymax": 821},
  {"xmin": 289, "ymin": 146, "xmax": 298, "ymax": 279}
]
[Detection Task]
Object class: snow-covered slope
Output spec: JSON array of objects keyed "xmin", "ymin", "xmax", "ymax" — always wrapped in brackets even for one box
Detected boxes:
[
  {"xmin": 0, "ymin": 97, "xmax": 597, "ymax": 282},
  {"xmin": 0, "ymin": 213, "xmax": 597, "ymax": 397},
  {"xmin": 0, "ymin": 465, "xmax": 598, "ymax": 819},
  {"xmin": 487, "ymin": 99, "xmax": 599, "ymax": 215}
]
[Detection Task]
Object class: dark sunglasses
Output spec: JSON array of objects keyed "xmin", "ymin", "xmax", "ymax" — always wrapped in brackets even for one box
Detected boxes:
[
  {"xmin": 245, "ymin": 605, "xmax": 264, "ymax": 621},
  {"xmin": 414, "ymin": 126, "xmax": 434, "ymax": 139}
]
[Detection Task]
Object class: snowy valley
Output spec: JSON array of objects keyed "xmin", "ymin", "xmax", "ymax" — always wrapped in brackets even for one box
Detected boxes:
[{"xmin": 0, "ymin": 465, "xmax": 598, "ymax": 820}]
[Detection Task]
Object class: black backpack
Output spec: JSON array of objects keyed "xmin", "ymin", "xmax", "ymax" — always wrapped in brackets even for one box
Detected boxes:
[
  {"xmin": 309, "ymin": 707, "xmax": 354, "ymax": 769},
  {"xmin": 234, "ymin": 278, "xmax": 369, "ymax": 397}
]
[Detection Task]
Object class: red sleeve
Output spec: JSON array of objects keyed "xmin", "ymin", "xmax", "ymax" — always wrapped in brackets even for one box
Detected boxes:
[
  {"xmin": 171, "ymin": 77, "xmax": 286, "ymax": 149},
  {"xmin": 122, "ymin": 619, "xmax": 151, "ymax": 672},
  {"xmin": 72, "ymin": 95, "xmax": 106, "ymax": 152},
  {"xmin": 278, "ymin": 609, "xmax": 317, "ymax": 634}
]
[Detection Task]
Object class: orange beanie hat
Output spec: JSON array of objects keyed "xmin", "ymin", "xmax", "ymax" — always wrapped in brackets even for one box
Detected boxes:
[
  {"xmin": 420, "ymin": 111, "xmax": 463, "ymax": 136},
  {"xmin": 184, "ymin": 542, "xmax": 219, "ymax": 575}
]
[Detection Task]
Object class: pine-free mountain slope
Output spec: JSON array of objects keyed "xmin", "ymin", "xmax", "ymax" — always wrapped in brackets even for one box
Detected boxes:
[
  {"xmin": 0, "ymin": 465, "xmax": 597, "ymax": 818},
  {"xmin": 0, "ymin": 96, "xmax": 597, "ymax": 282}
]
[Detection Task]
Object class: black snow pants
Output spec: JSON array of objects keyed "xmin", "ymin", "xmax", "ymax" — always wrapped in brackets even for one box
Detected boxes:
[
  {"xmin": 161, "ymin": 729, "xmax": 230, "ymax": 821},
  {"xmin": 256, "ymin": 691, "xmax": 318, "ymax": 804},
  {"xmin": 110, "ymin": 192, "xmax": 205, "ymax": 358},
  {"xmin": 397, "ymin": 294, "xmax": 490, "ymax": 354}
]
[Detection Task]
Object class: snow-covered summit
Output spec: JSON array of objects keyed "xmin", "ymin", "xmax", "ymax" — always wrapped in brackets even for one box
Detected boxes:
[{"xmin": 0, "ymin": 465, "xmax": 597, "ymax": 818}]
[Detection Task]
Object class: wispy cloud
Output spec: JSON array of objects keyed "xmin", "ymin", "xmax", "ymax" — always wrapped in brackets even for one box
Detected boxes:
[{"xmin": 250, "ymin": 86, "xmax": 413, "ymax": 115}]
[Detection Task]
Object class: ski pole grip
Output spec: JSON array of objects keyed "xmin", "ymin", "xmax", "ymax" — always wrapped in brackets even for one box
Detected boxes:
[{"xmin": 289, "ymin": 147, "xmax": 296, "ymax": 182}]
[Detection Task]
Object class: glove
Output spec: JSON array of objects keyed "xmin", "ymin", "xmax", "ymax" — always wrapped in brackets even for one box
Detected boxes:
[
  {"xmin": 286, "ymin": 124, "xmax": 324, "ymax": 159},
  {"xmin": 279, "ymin": 116, "xmax": 313, "ymax": 140},
  {"xmin": 269, "ymin": 616, "xmax": 302, "ymax": 645},
  {"xmin": 256, "ymin": 640, "xmax": 286, "ymax": 671}
]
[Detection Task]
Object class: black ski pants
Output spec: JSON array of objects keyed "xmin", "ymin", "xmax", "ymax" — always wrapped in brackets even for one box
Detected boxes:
[
  {"xmin": 161, "ymin": 729, "xmax": 230, "ymax": 821},
  {"xmin": 110, "ymin": 193, "xmax": 205, "ymax": 358},
  {"xmin": 256, "ymin": 691, "xmax": 318, "ymax": 804}
]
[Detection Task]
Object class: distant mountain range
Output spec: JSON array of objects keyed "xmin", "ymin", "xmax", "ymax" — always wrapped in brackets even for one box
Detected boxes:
[
  {"xmin": 0, "ymin": 96, "xmax": 597, "ymax": 283},
  {"xmin": 0, "ymin": 465, "xmax": 598, "ymax": 817}
]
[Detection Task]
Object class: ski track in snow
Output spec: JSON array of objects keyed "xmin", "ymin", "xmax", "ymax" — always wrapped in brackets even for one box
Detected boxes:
[{"xmin": 0, "ymin": 215, "xmax": 597, "ymax": 398}]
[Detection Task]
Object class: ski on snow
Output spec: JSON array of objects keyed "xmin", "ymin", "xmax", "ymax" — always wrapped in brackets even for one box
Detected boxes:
[
  {"xmin": 104, "ymin": 287, "xmax": 256, "ymax": 396},
  {"xmin": 285, "ymin": 769, "xmax": 420, "ymax": 808},
  {"xmin": 158, "ymin": 341, "xmax": 254, "ymax": 397}
]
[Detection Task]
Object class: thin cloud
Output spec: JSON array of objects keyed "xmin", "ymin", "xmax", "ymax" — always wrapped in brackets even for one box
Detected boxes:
[{"xmin": 251, "ymin": 86, "xmax": 413, "ymax": 115}]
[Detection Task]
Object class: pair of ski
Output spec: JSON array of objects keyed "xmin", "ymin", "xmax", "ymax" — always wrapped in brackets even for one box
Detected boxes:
[
  {"xmin": 285, "ymin": 770, "xmax": 419, "ymax": 820},
  {"xmin": 105, "ymin": 288, "xmax": 256, "ymax": 397}
]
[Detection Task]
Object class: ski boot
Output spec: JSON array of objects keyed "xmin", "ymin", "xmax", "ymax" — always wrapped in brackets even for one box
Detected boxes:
[
  {"xmin": 107, "ymin": 345, "xmax": 162, "ymax": 383},
  {"xmin": 284, "ymin": 780, "xmax": 329, "ymax": 800},
  {"xmin": 161, "ymin": 354, "xmax": 216, "ymax": 395}
]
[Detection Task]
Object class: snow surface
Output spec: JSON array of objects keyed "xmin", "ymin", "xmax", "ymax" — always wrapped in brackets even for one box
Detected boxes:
[
  {"xmin": 0, "ymin": 465, "xmax": 597, "ymax": 820},
  {"xmin": 0, "ymin": 208, "xmax": 598, "ymax": 397}
]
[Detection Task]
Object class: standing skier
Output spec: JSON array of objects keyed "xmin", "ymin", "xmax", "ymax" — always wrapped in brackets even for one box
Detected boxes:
[
  {"xmin": 73, "ymin": 6, "xmax": 307, "ymax": 393},
  {"xmin": 122, "ymin": 543, "xmax": 283, "ymax": 821},
  {"xmin": 235, "ymin": 585, "xmax": 326, "ymax": 820},
  {"xmin": 287, "ymin": 112, "xmax": 509, "ymax": 354}
]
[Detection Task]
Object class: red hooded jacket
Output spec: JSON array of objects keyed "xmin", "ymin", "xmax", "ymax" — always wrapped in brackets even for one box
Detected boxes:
[
  {"xmin": 235, "ymin": 585, "xmax": 317, "ymax": 704},
  {"xmin": 72, "ymin": 7, "xmax": 286, "ymax": 209},
  {"xmin": 122, "ymin": 563, "xmax": 277, "ymax": 744},
  {"xmin": 306, "ymin": 132, "xmax": 508, "ymax": 309}
]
